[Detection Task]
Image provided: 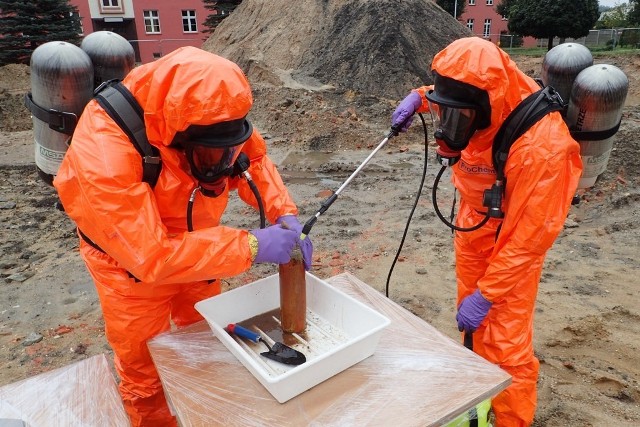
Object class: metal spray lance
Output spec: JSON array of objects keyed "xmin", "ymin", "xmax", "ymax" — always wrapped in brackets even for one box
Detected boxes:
[{"xmin": 299, "ymin": 129, "xmax": 396, "ymax": 240}]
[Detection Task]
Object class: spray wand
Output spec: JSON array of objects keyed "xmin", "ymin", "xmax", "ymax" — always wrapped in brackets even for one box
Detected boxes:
[{"xmin": 299, "ymin": 128, "xmax": 397, "ymax": 240}]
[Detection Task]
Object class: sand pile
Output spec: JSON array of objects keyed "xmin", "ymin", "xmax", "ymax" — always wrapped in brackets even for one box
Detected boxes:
[
  {"xmin": 202, "ymin": 0, "xmax": 471, "ymax": 99},
  {"xmin": 0, "ymin": 64, "xmax": 31, "ymax": 132}
]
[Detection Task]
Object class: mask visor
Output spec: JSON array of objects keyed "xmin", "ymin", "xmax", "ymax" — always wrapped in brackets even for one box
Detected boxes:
[
  {"xmin": 187, "ymin": 144, "xmax": 242, "ymax": 183},
  {"xmin": 426, "ymin": 89, "xmax": 479, "ymax": 151}
]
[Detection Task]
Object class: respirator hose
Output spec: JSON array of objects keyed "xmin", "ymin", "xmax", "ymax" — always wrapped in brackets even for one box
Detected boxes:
[
  {"xmin": 432, "ymin": 166, "xmax": 490, "ymax": 232},
  {"xmin": 187, "ymin": 186, "xmax": 200, "ymax": 232}
]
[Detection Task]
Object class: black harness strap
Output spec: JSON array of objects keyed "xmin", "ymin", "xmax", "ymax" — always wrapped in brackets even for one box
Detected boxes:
[
  {"xmin": 24, "ymin": 93, "xmax": 78, "ymax": 135},
  {"xmin": 94, "ymin": 80, "xmax": 162, "ymax": 187},
  {"xmin": 492, "ymin": 86, "xmax": 565, "ymax": 181},
  {"xmin": 77, "ymin": 81, "xmax": 161, "ymax": 277},
  {"xmin": 487, "ymin": 86, "xmax": 565, "ymax": 240},
  {"xmin": 570, "ymin": 121, "xmax": 621, "ymax": 141}
]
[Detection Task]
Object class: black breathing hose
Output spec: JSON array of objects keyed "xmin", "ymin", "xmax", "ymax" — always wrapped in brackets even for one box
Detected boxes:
[
  {"xmin": 187, "ymin": 186, "xmax": 199, "ymax": 232},
  {"xmin": 186, "ymin": 181, "xmax": 265, "ymax": 232},
  {"xmin": 247, "ymin": 179, "xmax": 266, "ymax": 229},
  {"xmin": 431, "ymin": 166, "xmax": 491, "ymax": 232},
  {"xmin": 385, "ymin": 113, "xmax": 429, "ymax": 298},
  {"xmin": 186, "ymin": 153, "xmax": 267, "ymax": 233}
]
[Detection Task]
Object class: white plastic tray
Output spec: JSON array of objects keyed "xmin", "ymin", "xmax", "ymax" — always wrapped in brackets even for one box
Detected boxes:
[{"xmin": 195, "ymin": 272, "xmax": 390, "ymax": 403}]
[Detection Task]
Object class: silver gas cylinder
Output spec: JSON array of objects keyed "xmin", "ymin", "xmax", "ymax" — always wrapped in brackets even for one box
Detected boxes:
[
  {"xmin": 28, "ymin": 41, "xmax": 94, "ymax": 185},
  {"xmin": 81, "ymin": 31, "xmax": 135, "ymax": 88},
  {"xmin": 566, "ymin": 64, "xmax": 628, "ymax": 188},
  {"xmin": 541, "ymin": 43, "xmax": 593, "ymax": 106}
]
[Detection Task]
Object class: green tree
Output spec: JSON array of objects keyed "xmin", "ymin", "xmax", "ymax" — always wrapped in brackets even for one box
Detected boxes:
[
  {"xmin": 496, "ymin": 0, "xmax": 516, "ymax": 17},
  {"xmin": 435, "ymin": 0, "xmax": 466, "ymax": 19},
  {"xmin": 595, "ymin": 4, "xmax": 631, "ymax": 30},
  {"xmin": 497, "ymin": 0, "xmax": 599, "ymax": 50},
  {"xmin": 0, "ymin": 0, "xmax": 82, "ymax": 65},
  {"xmin": 203, "ymin": 0, "xmax": 243, "ymax": 34},
  {"xmin": 629, "ymin": 0, "xmax": 640, "ymax": 25}
]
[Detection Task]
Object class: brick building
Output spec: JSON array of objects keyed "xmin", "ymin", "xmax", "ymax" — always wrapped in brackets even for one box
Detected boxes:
[
  {"xmin": 457, "ymin": 0, "xmax": 536, "ymax": 48},
  {"xmin": 69, "ymin": 0, "xmax": 213, "ymax": 63}
]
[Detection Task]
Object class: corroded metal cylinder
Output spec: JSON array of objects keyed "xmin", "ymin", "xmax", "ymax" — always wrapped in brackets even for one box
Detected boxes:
[{"xmin": 279, "ymin": 246, "xmax": 306, "ymax": 333}]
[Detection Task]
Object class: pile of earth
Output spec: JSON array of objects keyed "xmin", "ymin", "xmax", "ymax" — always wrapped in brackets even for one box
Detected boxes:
[
  {"xmin": 0, "ymin": 63, "xmax": 31, "ymax": 132},
  {"xmin": 202, "ymin": 0, "xmax": 471, "ymax": 99}
]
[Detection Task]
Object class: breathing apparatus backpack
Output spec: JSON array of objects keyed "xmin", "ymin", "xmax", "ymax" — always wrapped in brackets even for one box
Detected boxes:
[
  {"xmin": 432, "ymin": 84, "xmax": 567, "ymax": 233},
  {"xmin": 26, "ymin": 77, "xmax": 163, "ymax": 188},
  {"xmin": 482, "ymin": 85, "xmax": 565, "ymax": 219}
]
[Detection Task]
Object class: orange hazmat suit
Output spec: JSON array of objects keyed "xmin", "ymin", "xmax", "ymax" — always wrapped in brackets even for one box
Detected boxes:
[
  {"xmin": 54, "ymin": 47, "xmax": 298, "ymax": 426},
  {"xmin": 412, "ymin": 38, "xmax": 583, "ymax": 426}
]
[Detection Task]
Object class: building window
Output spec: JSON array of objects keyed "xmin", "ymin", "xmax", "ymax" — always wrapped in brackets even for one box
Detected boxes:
[
  {"xmin": 99, "ymin": 0, "xmax": 123, "ymax": 14},
  {"xmin": 182, "ymin": 10, "xmax": 197, "ymax": 33},
  {"xmin": 469, "ymin": 0, "xmax": 475, "ymax": 5},
  {"xmin": 486, "ymin": 0, "xmax": 493, "ymax": 5},
  {"xmin": 483, "ymin": 19, "xmax": 492, "ymax": 38},
  {"xmin": 144, "ymin": 10, "xmax": 161, "ymax": 34},
  {"xmin": 467, "ymin": 19, "xmax": 474, "ymax": 31}
]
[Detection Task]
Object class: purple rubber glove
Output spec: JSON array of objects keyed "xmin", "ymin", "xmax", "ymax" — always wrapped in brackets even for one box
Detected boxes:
[
  {"xmin": 250, "ymin": 225, "xmax": 298, "ymax": 265},
  {"xmin": 391, "ymin": 91, "xmax": 423, "ymax": 133},
  {"xmin": 456, "ymin": 289, "xmax": 492, "ymax": 333},
  {"xmin": 276, "ymin": 215, "xmax": 314, "ymax": 271}
]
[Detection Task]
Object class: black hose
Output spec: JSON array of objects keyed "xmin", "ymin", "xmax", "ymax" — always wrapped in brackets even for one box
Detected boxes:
[
  {"xmin": 247, "ymin": 178, "xmax": 266, "ymax": 229},
  {"xmin": 385, "ymin": 113, "xmax": 429, "ymax": 298},
  {"xmin": 187, "ymin": 186, "xmax": 199, "ymax": 232},
  {"xmin": 432, "ymin": 166, "xmax": 491, "ymax": 232}
]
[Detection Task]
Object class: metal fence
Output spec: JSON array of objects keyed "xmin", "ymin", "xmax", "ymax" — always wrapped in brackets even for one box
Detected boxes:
[
  {"xmin": 537, "ymin": 28, "xmax": 640, "ymax": 49},
  {"xmin": 477, "ymin": 29, "xmax": 640, "ymax": 50}
]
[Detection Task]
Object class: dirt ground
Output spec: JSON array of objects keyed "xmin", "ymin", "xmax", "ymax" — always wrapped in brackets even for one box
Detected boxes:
[
  {"xmin": 1, "ymin": 4, "xmax": 640, "ymax": 425},
  {"xmin": 1, "ymin": 52, "xmax": 639, "ymax": 426}
]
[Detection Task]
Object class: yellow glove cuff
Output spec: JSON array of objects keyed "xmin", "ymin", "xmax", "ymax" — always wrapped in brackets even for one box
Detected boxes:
[{"xmin": 248, "ymin": 233, "xmax": 259, "ymax": 262}]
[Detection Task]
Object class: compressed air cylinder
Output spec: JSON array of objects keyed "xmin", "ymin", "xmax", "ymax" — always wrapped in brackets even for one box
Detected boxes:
[
  {"xmin": 29, "ymin": 42, "xmax": 94, "ymax": 185},
  {"xmin": 541, "ymin": 43, "xmax": 593, "ymax": 106},
  {"xmin": 565, "ymin": 64, "xmax": 628, "ymax": 188},
  {"xmin": 81, "ymin": 31, "xmax": 135, "ymax": 88}
]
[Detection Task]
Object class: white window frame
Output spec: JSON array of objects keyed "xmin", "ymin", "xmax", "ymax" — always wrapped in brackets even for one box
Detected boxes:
[
  {"xmin": 469, "ymin": 0, "xmax": 476, "ymax": 5},
  {"xmin": 144, "ymin": 10, "xmax": 161, "ymax": 34},
  {"xmin": 486, "ymin": 0, "xmax": 493, "ymax": 5},
  {"xmin": 182, "ymin": 10, "xmax": 197, "ymax": 33},
  {"xmin": 483, "ymin": 18, "xmax": 492, "ymax": 38},
  {"xmin": 467, "ymin": 19, "xmax": 474, "ymax": 31},
  {"xmin": 99, "ymin": 0, "xmax": 123, "ymax": 14}
]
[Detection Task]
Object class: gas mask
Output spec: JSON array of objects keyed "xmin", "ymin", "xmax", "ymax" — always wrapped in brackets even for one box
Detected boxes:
[
  {"xmin": 174, "ymin": 117, "xmax": 253, "ymax": 197},
  {"xmin": 425, "ymin": 73, "xmax": 491, "ymax": 165}
]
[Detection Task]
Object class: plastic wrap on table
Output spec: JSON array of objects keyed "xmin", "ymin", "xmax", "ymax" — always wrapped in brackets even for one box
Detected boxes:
[
  {"xmin": 148, "ymin": 272, "xmax": 511, "ymax": 427},
  {"xmin": 0, "ymin": 354, "xmax": 128, "ymax": 426}
]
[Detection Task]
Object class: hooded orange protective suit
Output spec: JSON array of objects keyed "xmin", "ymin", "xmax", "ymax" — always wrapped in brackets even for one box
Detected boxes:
[
  {"xmin": 53, "ymin": 47, "xmax": 298, "ymax": 426},
  {"xmin": 413, "ymin": 38, "xmax": 583, "ymax": 426}
]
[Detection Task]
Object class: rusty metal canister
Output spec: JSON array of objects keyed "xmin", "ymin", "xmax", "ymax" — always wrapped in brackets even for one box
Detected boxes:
[{"xmin": 279, "ymin": 246, "xmax": 306, "ymax": 333}]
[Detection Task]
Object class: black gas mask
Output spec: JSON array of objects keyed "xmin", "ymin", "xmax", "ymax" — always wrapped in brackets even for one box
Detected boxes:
[
  {"xmin": 425, "ymin": 73, "xmax": 491, "ymax": 165},
  {"xmin": 173, "ymin": 117, "xmax": 253, "ymax": 197}
]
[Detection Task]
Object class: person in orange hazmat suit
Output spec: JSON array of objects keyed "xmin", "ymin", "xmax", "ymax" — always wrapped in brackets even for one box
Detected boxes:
[
  {"xmin": 53, "ymin": 46, "xmax": 313, "ymax": 427},
  {"xmin": 391, "ymin": 37, "xmax": 583, "ymax": 426}
]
